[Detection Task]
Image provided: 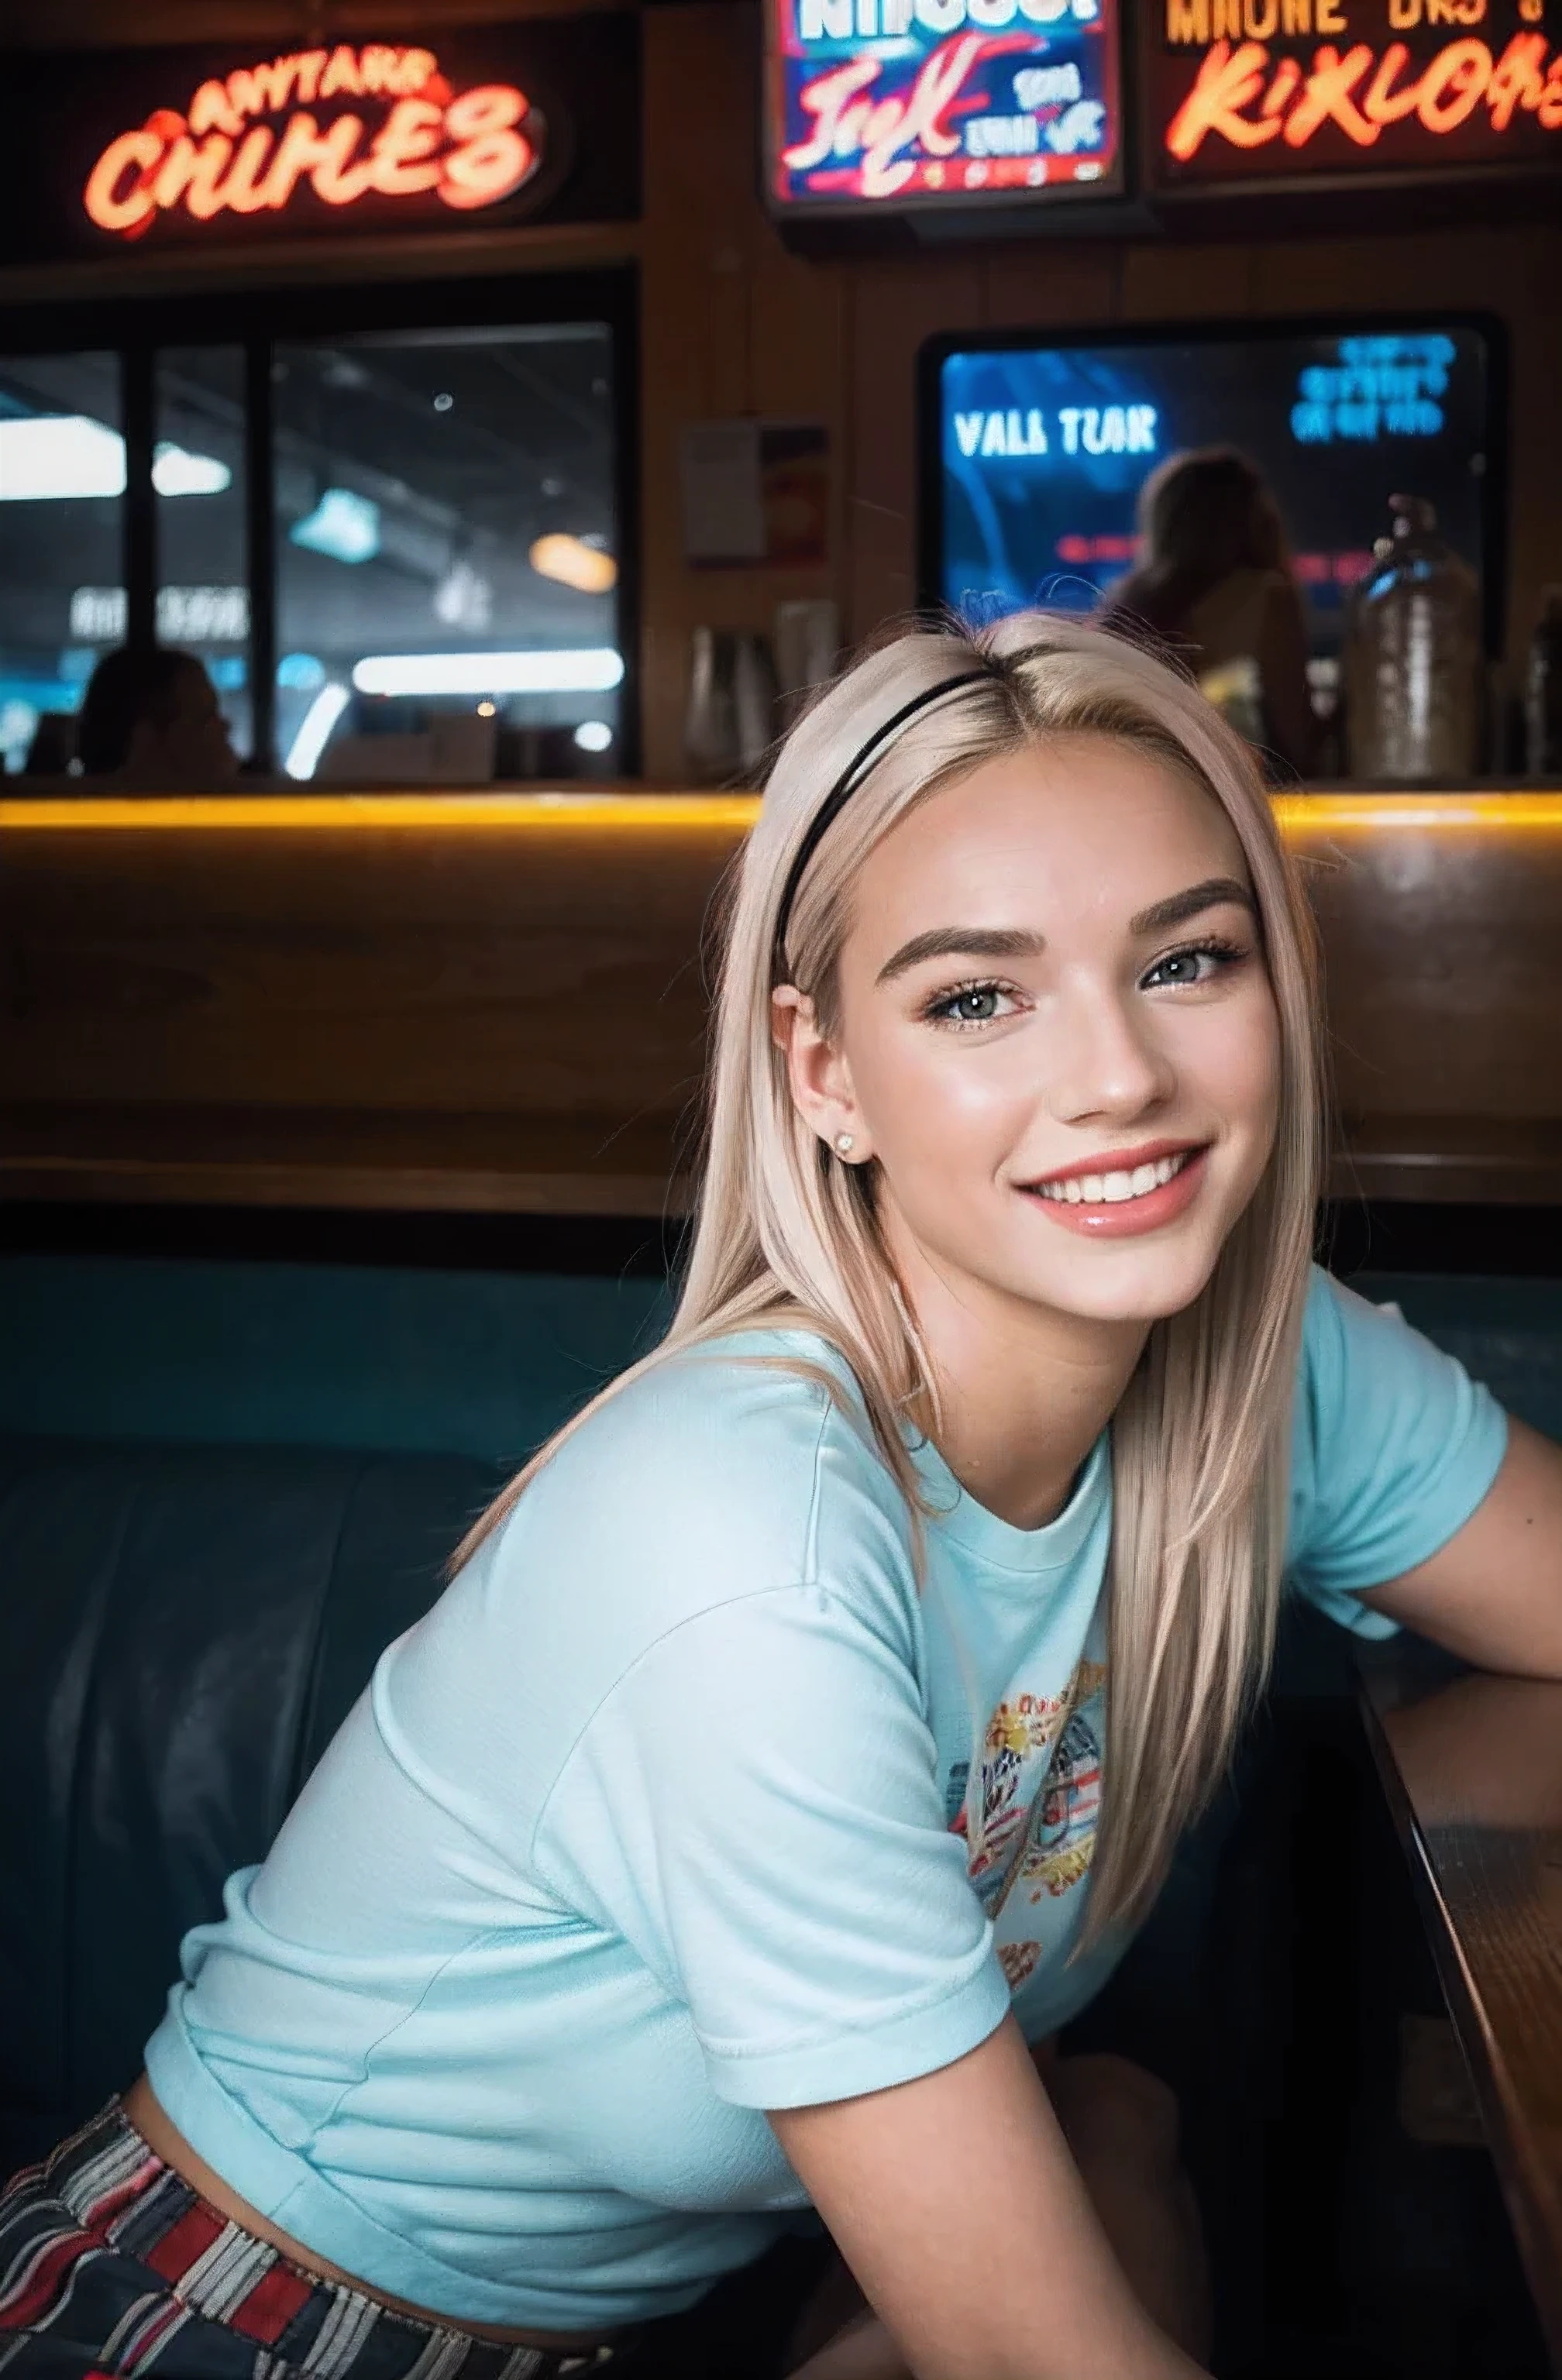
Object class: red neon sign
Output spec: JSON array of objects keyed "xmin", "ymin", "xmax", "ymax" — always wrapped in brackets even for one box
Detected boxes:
[
  {"xmin": 83, "ymin": 43, "xmax": 542, "ymax": 237},
  {"xmin": 1165, "ymin": 29, "xmax": 1562, "ymax": 156},
  {"xmin": 1149, "ymin": 2, "xmax": 1561, "ymax": 187}
]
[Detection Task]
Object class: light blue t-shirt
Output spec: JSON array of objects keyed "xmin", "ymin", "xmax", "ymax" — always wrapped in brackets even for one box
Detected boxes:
[{"xmin": 145, "ymin": 1269, "xmax": 1507, "ymax": 2331}]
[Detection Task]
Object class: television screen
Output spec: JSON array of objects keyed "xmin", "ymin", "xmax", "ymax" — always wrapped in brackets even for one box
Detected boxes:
[
  {"xmin": 765, "ymin": 0, "xmax": 1123, "ymax": 215},
  {"xmin": 920, "ymin": 319, "xmax": 1499, "ymax": 650}
]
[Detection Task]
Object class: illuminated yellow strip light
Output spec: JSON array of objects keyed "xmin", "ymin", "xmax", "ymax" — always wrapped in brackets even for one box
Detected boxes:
[
  {"xmin": 2, "ymin": 791, "xmax": 1562, "ymax": 834},
  {"xmin": 0, "ymin": 792, "xmax": 759, "ymax": 832},
  {"xmin": 1270, "ymin": 793, "xmax": 1562, "ymax": 834}
]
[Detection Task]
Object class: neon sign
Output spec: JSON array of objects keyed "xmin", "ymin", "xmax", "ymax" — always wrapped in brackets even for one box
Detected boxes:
[
  {"xmin": 82, "ymin": 43, "xmax": 542, "ymax": 238},
  {"xmin": 766, "ymin": 0, "xmax": 1123, "ymax": 210},
  {"xmin": 1150, "ymin": 2, "xmax": 1561, "ymax": 186},
  {"xmin": 1288, "ymin": 334, "xmax": 1456, "ymax": 441},
  {"xmin": 952, "ymin": 401, "xmax": 1158, "ymax": 457}
]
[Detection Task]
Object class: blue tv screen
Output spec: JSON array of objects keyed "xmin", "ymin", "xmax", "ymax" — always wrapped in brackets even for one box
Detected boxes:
[{"xmin": 921, "ymin": 319, "xmax": 1499, "ymax": 652}]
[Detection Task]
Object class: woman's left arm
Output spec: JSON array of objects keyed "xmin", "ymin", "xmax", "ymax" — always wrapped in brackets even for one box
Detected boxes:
[{"xmin": 1358, "ymin": 1415, "xmax": 1562, "ymax": 1677}]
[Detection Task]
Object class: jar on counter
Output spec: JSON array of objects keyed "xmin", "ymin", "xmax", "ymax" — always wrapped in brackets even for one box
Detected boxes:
[
  {"xmin": 1526, "ymin": 587, "xmax": 1562, "ymax": 779},
  {"xmin": 1344, "ymin": 496, "xmax": 1482, "ymax": 782}
]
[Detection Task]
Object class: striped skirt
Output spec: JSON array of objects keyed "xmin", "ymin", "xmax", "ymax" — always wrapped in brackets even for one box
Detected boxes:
[{"xmin": 0, "ymin": 2106, "xmax": 631, "ymax": 2380}]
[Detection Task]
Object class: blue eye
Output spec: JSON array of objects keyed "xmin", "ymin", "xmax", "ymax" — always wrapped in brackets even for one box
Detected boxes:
[
  {"xmin": 924, "ymin": 978, "xmax": 1020, "ymax": 1030},
  {"xmin": 1141, "ymin": 937, "xmax": 1245, "ymax": 991}
]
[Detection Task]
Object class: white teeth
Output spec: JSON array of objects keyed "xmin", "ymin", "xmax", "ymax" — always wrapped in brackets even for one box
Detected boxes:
[{"xmin": 1034, "ymin": 1150, "xmax": 1194, "ymax": 1205}]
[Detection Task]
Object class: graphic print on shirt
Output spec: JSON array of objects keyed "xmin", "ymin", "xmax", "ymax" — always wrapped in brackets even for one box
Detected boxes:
[
  {"xmin": 1017, "ymin": 1701, "xmax": 1103, "ymax": 1904},
  {"xmin": 945, "ymin": 1657, "xmax": 1107, "ymax": 1907},
  {"xmin": 996, "ymin": 1938, "xmax": 1041, "ymax": 1990}
]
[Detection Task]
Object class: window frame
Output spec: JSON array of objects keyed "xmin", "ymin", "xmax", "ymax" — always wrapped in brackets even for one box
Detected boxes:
[{"xmin": 2, "ymin": 266, "xmax": 641, "ymax": 776}]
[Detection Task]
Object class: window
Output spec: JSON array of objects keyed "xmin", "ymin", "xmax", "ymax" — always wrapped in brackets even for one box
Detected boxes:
[
  {"xmin": 1, "ymin": 273, "xmax": 634, "ymax": 783},
  {"xmin": 156, "ymin": 347, "xmax": 252, "ymax": 761},
  {"xmin": 0, "ymin": 351, "xmax": 122, "ymax": 773},
  {"xmin": 274, "ymin": 324, "xmax": 622, "ymax": 781}
]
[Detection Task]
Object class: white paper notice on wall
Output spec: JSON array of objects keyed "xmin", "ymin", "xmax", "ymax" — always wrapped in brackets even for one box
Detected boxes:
[{"xmin": 679, "ymin": 420, "xmax": 766, "ymax": 565}]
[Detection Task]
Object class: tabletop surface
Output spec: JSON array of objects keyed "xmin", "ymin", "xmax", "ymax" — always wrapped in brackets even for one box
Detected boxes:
[{"xmin": 1358, "ymin": 1642, "xmax": 1562, "ymax": 2370}]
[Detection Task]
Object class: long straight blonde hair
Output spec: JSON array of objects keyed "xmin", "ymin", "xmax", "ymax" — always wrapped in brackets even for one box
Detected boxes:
[{"xmin": 455, "ymin": 611, "xmax": 1324, "ymax": 1941}]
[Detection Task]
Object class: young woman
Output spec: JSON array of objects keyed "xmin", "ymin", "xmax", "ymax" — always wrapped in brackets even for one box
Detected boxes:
[
  {"xmin": 1098, "ymin": 450, "xmax": 1316, "ymax": 776},
  {"xmin": 4, "ymin": 615, "xmax": 1559, "ymax": 2380}
]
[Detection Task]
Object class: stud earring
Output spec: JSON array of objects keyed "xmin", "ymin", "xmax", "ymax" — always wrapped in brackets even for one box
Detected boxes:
[{"xmin": 834, "ymin": 1132, "xmax": 855, "ymax": 1157}]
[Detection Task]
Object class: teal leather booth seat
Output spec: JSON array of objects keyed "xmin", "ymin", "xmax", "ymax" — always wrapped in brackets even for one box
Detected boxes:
[
  {"xmin": 2, "ymin": 1249, "xmax": 1559, "ymax": 2373},
  {"xmin": 0, "ymin": 1436, "xmax": 504, "ymax": 2181},
  {"xmin": 0, "ymin": 1254, "xmax": 669, "ymax": 2184}
]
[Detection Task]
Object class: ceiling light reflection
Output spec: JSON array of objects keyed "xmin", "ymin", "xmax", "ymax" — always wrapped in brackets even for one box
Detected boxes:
[
  {"xmin": 284, "ymin": 684, "xmax": 350, "ymax": 780},
  {"xmin": 0, "ymin": 417, "xmax": 230, "ymax": 501},
  {"xmin": 352, "ymin": 650, "xmax": 624, "ymax": 697},
  {"xmin": 528, "ymin": 534, "xmax": 618, "ymax": 596}
]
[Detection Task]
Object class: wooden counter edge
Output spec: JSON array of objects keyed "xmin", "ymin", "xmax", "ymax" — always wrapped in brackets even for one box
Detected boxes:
[{"xmin": 1357, "ymin": 1659, "xmax": 1562, "ymax": 2375}]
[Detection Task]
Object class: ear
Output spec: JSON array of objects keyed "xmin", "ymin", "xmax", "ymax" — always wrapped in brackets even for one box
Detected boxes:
[{"xmin": 770, "ymin": 985, "xmax": 872, "ymax": 1164}]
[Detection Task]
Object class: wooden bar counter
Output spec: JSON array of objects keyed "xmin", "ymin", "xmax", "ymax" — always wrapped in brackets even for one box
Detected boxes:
[
  {"xmin": 3, "ymin": 786, "xmax": 1561, "ymax": 1218},
  {"xmin": 1361, "ymin": 1648, "xmax": 1562, "ymax": 2371}
]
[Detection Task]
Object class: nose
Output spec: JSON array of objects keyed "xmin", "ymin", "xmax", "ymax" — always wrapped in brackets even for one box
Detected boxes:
[{"xmin": 1042, "ymin": 973, "xmax": 1176, "ymax": 1127}]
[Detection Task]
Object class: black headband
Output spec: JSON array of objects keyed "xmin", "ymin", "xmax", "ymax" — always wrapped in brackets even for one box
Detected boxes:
[{"xmin": 772, "ymin": 670, "xmax": 989, "ymax": 972}]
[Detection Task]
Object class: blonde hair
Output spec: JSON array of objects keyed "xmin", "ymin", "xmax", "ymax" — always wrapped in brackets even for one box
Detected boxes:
[{"xmin": 454, "ymin": 611, "xmax": 1324, "ymax": 1941}]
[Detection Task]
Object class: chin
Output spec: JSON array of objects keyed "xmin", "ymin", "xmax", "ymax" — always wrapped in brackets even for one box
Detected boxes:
[{"xmin": 991, "ymin": 1207, "xmax": 1244, "ymax": 1329}]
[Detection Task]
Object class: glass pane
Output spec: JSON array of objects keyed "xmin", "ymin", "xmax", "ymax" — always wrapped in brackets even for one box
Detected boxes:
[
  {"xmin": 273, "ymin": 323, "xmax": 621, "ymax": 782},
  {"xmin": 156, "ymin": 347, "xmax": 251, "ymax": 762},
  {"xmin": 0, "ymin": 352, "xmax": 122, "ymax": 776}
]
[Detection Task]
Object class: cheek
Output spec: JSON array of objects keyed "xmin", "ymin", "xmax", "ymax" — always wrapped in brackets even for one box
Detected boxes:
[
  {"xmin": 1182, "ymin": 988, "xmax": 1283, "ymax": 1138},
  {"xmin": 852, "ymin": 1025, "xmax": 1029, "ymax": 1158}
]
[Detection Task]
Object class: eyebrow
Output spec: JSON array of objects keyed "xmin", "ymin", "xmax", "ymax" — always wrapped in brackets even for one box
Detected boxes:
[
  {"xmin": 875, "ymin": 926, "xmax": 1046, "ymax": 986},
  {"xmin": 1129, "ymin": 876, "xmax": 1256, "ymax": 937},
  {"xmin": 874, "ymin": 878, "xmax": 1255, "ymax": 987}
]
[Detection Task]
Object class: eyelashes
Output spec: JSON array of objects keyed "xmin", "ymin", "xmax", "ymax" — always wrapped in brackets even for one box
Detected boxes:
[
  {"xmin": 920, "ymin": 978, "xmax": 1019, "ymax": 1030},
  {"xmin": 1139, "ymin": 934, "xmax": 1249, "ymax": 991},
  {"xmin": 917, "ymin": 937, "xmax": 1252, "ymax": 1030}
]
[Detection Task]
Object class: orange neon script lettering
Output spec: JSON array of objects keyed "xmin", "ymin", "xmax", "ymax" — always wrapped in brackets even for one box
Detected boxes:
[
  {"xmin": 81, "ymin": 44, "xmax": 539, "ymax": 235},
  {"xmin": 1164, "ymin": 29, "xmax": 1561, "ymax": 153},
  {"xmin": 1165, "ymin": 40, "xmax": 1283, "ymax": 154}
]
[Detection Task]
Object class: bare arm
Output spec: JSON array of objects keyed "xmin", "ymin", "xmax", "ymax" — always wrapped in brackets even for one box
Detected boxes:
[
  {"xmin": 771, "ymin": 2017, "xmax": 1208, "ymax": 2380},
  {"xmin": 1360, "ymin": 1417, "xmax": 1562, "ymax": 1678}
]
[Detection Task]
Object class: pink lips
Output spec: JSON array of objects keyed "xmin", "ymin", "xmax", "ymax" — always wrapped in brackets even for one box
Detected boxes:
[{"xmin": 1020, "ymin": 1146, "xmax": 1210, "ymax": 1238}]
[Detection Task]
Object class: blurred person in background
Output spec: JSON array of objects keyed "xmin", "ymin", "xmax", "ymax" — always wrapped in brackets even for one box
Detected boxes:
[
  {"xmin": 1099, "ymin": 449, "xmax": 1316, "ymax": 778},
  {"xmin": 77, "ymin": 645, "xmax": 237, "ymax": 786}
]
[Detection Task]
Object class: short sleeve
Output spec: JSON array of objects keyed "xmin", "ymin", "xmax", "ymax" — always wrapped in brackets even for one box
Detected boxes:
[
  {"xmin": 532, "ymin": 1582, "xmax": 1010, "ymax": 2112},
  {"xmin": 1287, "ymin": 1269, "xmax": 1509, "ymax": 1638}
]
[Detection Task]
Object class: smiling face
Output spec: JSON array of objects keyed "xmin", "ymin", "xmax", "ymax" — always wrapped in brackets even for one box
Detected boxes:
[{"xmin": 778, "ymin": 734, "xmax": 1282, "ymax": 1333}]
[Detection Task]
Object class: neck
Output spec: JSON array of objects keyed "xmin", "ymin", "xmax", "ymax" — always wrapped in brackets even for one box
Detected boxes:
[{"xmin": 883, "ymin": 1211, "xmax": 1147, "ymax": 1533}]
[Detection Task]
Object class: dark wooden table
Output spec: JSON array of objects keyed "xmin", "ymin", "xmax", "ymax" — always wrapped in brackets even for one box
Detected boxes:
[{"xmin": 1359, "ymin": 1642, "xmax": 1562, "ymax": 2371}]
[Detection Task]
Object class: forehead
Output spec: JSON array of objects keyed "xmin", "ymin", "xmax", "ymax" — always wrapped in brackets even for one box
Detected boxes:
[{"xmin": 852, "ymin": 737, "xmax": 1247, "ymax": 941}]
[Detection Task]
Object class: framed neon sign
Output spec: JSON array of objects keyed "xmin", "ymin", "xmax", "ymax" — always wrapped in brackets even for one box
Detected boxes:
[
  {"xmin": 764, "ymin": 0, "xmax": 1125, "ymax": 214},
  {"xmin": 0, "ymin": 22, "xmax": 639, "ymax": 268},
  {"xmin": 1147, "ymin": 0, "xmax": 1562, "ymax": 193}
]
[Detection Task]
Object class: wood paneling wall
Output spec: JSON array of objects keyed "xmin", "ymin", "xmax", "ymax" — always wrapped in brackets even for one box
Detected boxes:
[
  {"xmin": 636, "ymin": 9, "xmax": 1562, "ymax": 779},
  {"xmin": 2, "ymin": 5, "xmax": 1557, "ymax": 774}
]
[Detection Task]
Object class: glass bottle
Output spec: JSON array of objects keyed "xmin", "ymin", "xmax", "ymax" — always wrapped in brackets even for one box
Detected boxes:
[{"xmin": 1344, "ymin": 496, "xmax": 1481, "ymax": 782}]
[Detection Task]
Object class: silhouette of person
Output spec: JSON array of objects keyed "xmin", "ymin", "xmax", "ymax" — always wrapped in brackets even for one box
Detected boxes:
[
  {"xmin": 77, "ymin": 646, "xmax": 238, "ymax": 786},
  {"xmin": 1099, "ymin": 448, "xmax": 1316, "ymax": 776}
]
